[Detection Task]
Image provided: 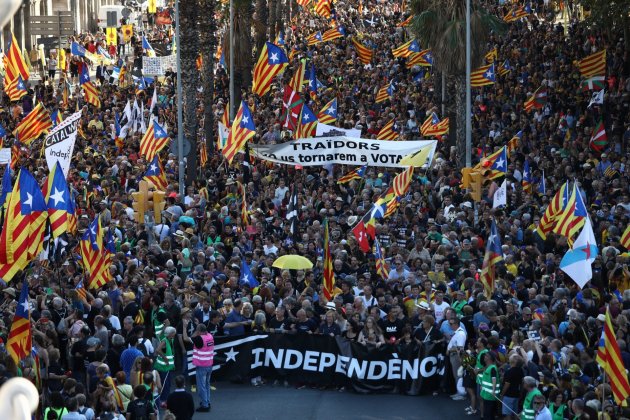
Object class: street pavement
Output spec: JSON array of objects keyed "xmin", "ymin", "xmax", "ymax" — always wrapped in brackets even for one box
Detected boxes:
[{"xmin": 187, "ymin": 382, "xmax": 469, "ymax": 420}]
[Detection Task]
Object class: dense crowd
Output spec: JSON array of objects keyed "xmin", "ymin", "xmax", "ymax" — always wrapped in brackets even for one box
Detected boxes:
[{"xmin": 0, "ymin": 0, "xmax": 629, "ymax": 419}]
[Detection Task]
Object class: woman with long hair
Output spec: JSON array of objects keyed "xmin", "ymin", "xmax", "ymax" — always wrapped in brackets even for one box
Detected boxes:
[{"xmin": 358, "ymin": 316, "xmax": 385, "ymax": 348}]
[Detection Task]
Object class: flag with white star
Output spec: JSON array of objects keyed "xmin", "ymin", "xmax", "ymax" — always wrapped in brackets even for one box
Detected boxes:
[
  {"xmin": 6, "ymin": 280, "xmax": 31, "ymax": 364},
  {"xmin": 252, "ymin": 42, "xmax": 288, "ymax": 97},
  {"xmin": 317, "ymin": 98, "xmax": 337, "ymax": 124},
  {"xmin": 240, "ymin": 257, "xmax": 259, "ymax": 288},
  {"xmin": 142, "ymin": 155, "xmax": 168, "ymax": 191},
  {"xmin": 295, "ymin": 103, "xmax": 318, "ymax": 139},
  {"xmin": 46, "ymin": 161, "xmax": 73, "ymax": 238}
]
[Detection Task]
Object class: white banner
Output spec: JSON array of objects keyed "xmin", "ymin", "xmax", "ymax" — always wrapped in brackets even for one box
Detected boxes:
[
  {"xmin": 315, "ymin": 123, "xmax": 361, "ymax": 138},
  {"xmin": 45, "ymin": 110, "xmax": 82, "ymax": 178},
  {"xmin": 251, "ymin": 137, "xmax": 437, "ymax": 168},
  {"xmin": 0, "ymin": 148, "xmax": 10, "ymax": 165},
  {"xmin": 142, "ymin": 55, "xmax": 177, "ymax": 76}
]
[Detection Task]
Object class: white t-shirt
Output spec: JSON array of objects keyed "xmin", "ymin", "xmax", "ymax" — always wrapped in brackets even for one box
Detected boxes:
[
  {"xmin": 433, "ymin": 301, "xmax": 450, "ymax": 324},
  {"xmin": 447, "ymin": 327, "xmax": 467, "ymax": 351}
]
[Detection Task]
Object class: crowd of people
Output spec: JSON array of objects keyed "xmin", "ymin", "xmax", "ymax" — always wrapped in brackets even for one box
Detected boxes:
[{"xmin": 0, "ymin": 0, "xmax": 629, "ymax": 419}]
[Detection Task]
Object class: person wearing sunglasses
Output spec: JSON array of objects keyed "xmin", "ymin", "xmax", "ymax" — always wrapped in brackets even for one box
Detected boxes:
[{"xmin": 532, "ymin": 395, "xmax": 551, "ymax": 420}]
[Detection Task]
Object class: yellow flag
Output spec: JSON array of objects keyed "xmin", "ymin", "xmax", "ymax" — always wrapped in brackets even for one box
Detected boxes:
[
  {"xmin": 122, "ymin": 24, "xmax": 133, "ymax": 43},
  {"xmin": 57, "ymin": 48, "xmax": 65, "ymax": 70},
  {"xmin": 148, "ymin": 0, "xmax": 157, "ymax": 13},
  {"xmin": 106, "ymin": 28, "xmax": 117, "ymax": 46},
  {"xmin": 399, "ymin": 146, "xmax": 433, "ymax": 167}
]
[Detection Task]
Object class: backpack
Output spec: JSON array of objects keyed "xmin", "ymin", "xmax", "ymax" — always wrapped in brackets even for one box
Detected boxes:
[{"xmin": 129, "ymin": 399, "xmax": 149, "ymax": 420}]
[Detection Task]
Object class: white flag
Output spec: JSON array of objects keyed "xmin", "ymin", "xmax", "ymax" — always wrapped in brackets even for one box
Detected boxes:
[
  {"xmin": 148, "ymin": 86, "xmax": 158, "ymax": 121},
  {"xmin": 44, "ymin": 110, "xmax": 82, "ymax": 177},
  {"xmin": 560, "ymin": 217, "xmax": 598, "ymax": 289},
  {"xmin": 588, "ymin": 89, "xmax": 604, "ymax": 108},
  {"xmin": 493, "ymin": 179, "xmax": 507, "ymax": 208}
]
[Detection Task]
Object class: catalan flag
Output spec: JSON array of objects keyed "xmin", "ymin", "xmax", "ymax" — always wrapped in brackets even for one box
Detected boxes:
[
  {"xmin": 317, "ymin": 98, "xmax": 338, "ymax": 124},
  {"xmin": 397, "ymin": 15, "xmax": 414, "ymax": 27},
  {"xmin": 314, "ymin": 0, "xmax": 331, "ymax": 18},
  {"xmin": 392, "ymin": 166, "xmax": 414, "ymax": 197},
  {"xmin": 105, "ymin": 374, "xmax": 125, "ymax": 411},
  {"xmin": 536, "ymin": 181, "xmax": 570, "ymax": 240},
  {"xmin": 478, "ymin": 146, "xmax": 508, "ymax": 180},
  {"xmin": 392, "ymin": 39, "xmax": 420, "ymax": 58},
  {"xmin": 6, "ymin": 281, "xmax": 31, "ymax": 364},
  {"xmin": 81, "ymin": 216, "xmax": 113, "ymax": 289},
  {"xmin": 0, "ymin": 169, "xmax": 45, "ymax": 280},
  {"xmin": 143, "ymin": 155, "xmax": 168, "ymax": 190},
  {"xmin": 485, "ymin": 47, "xmax": 497, "ymax": 63},
  {"xmin": 306, "ymin": 62, "xmax": 320, "ymax": 99},
  {"xmin": 406, "ymin": 51, "xmax": 432, "ymax": 68},
  {"xmin": 375, "ymin": 82, "xmax": 395, "ymax": 104},
  {"xmin": 322, "ymin": 26, "xmax": 345, "ymax": 42},
  {"xmin": 589, "ymin": 120, "xmax": 608, "ymax": 152},
  {"xmin": 596, "ymin": 307, "xmax": 630, "ymax": 405},
  {"xmin": 75, "ymin": 280, "xmax": 87, "ymax": 301},
  {"xmin": 524, "ymin": 86, "xmax": 547, "ymax": 112},
  {"xmin": 377, "ymin": 119, "xmax": 399, "ymax": 140},
  {"xmin": 295, "ymin": 103, "xmax": 318, "ymax": 139},
  {"xmin": 522, "ymin": 159, "xmax": 533, "ymax": 194},
  {"xmin": 621, "ymin": 226, "xmax": 630, "ymax": 250},
  {"xmin": 222, "ymin": 100, "xmax": 256, "ymax": 164},
  {"xmin": 139, "ymin": 120, "xmax": 170, "ymax": 161},
  {"xmin": 79, "ymin": 63, "xmax": 101, "ymax": 108},
  {"xmin": 46, "ymin": 161, "xmax": 73, "ymax": 239},
  {"xmin": 307, "ymin": 31, "xmax": 323, "ymax": 46},
  {"xmin": 337, "ymin": 165, "xmax": 367, "ymax": 184},
  {"xmin": 503, "ymin": 5, "xmax": 529, "ymax": 22},
  {"xmin": 351, "ymin": 38, "xmax": 373, "ymax": 65},
  {"xmin": 119, "ymin": 64, "xmax": 127, "ymax": 87},
  {"xmin": 5, "ymin": 33, "xmax": 30, "ymax": 82},
  {"xmin": 288, "ymin": 59, "xmax": 306, "ymax": 93},
  {"xmin": 6, "ymin": 75, "xmax": 27, "ymax": 102},
  {"xmin": 576, "ymin": 49, "xmax": 606, "ymax": 78},
  {"xmin": 423, "ymin": 117, "xmax": 449, "ymax": 138},
  {"xmin": 237, "ymin": 181, "xmax": 249, "ymax": 226},
  {"xmin": 507, "ymin": 131, "xmax": 522, "ymax": 156},
  {"xmin": 12, "ymin": 103, "xmax": 52, "ymax": 145},
  {"xmin": 252, "ymin": 42, "xmax": 289, "ymax": 97},
  {"xmin": 498, "ymin": 59, "xmax": 512, "ymax": 76},
  {"xmin": 200, "ymin": 142, "xmax": 208, "ymax": 167},
  {"xmin": 323, "ymin": 218, "xmax": 335, "ymax": 300},
  {"xmin": 552, "ymin": 183, "xmax": 587, "ymax": 245},
  {"xmin": 470, "ymin": 63, "xmax": 496, "ymax": 87},
  {"xmin": 374, "ymin": 238, "xmax": 389, "ymax": 280},
  {"xmin": 480, "ymin": 220, "xmax": 503, "ymax": 297},
  {"xmin": 51, "ymin": 109, "xmax": 63, "ymax": 127}
]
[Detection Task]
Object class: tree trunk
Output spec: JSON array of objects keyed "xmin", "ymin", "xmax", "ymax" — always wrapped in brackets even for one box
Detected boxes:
[
  {"xmin": 454, "ymin": 74, "xmax": 467, "ymax": 169},
  {"xmin": 255, "ymin": 0, "xmax": 268, "ymax": 52},
  {"xmin": 180, "ymin": 0, "xmax": 200, "ymax": 185},
  {"xmin": 199, "ymin": 0, "xmax": 216, "ymax": 157},
  {"xmin": 275, "ymin": 0, "xmax": 283, "ymax": 39},
  {"xmin": 268, "ymin": 0, "xmax": 277, "ymax": 41}
]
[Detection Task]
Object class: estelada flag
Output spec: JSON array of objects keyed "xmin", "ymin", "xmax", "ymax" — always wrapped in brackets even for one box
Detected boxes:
[{"xmin": 6, "ymin": 281, "xmax": 31, "ymax": 364}]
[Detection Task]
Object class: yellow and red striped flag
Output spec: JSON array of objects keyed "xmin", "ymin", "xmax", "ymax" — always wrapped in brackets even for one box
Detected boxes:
[
  {"xmin": 337, "ymin": 165, "xmax": 367, "ymax": 184},
  {"xmin": 536, "ymin": 181, "xmax": 569, "ymax": 240},
  {"xmin": 252, "ymin": 42, "xmax": 288, "ymax": 97},
  {"xmin": 288, "ymin": 59, "xmax": 306, "ymax": 93},
  {"xmin": 317, "ymin": 98, "xmax": 337, "ymax": 125},
  {"xmin": 5, "ymin": 33, "xmax": 30, "ymax": 83},
  {"xmin": 295, "ymin": 103, "xmax": 318, "ymax": 139},
  {"xmin": 392, "ymin": 166, "xmax": 414, "ymax": 197},
  {"xmin": 596, "ymin": 306, "xmax": 630, "ymax": 405},
  {"xmin": 45, "ymin": 161, "xmax": 73, "ymax": 239},
  {"xmin": 322, "ymin": 27, "xmax": 344, "ymax": 42},
  {"xmin": 314, "ymin": 0, "xmax": 331, "ymax": 18},
  {"xmin": 484, "ymin": 47, "xmax": 497, "ymax": 63},
  {"xmin": 82, "ymin": 82, "xmax": 101, "ymax": 108},
  {"xmin": 6, "ymin": 282, "xmax": 31, "ymax": 364},
  {"xmin": 480, "ymin": 220, "xmax": 503, "ymax": 297},
  {"xmin": 237, "ymin": 181, "xmax": 249, "ymax": 226},
  {"xmin": 406, "ymin": 51, "xmax": 431, "ymax": 69},
  {"xmin": 139, "ymin": 120, "xmax": 170, "ymax": 161},
  {"xmin": 423, "ymin": 118, "xmax": 449, "ymax": 137},
  {"xmin": 374, "ymin": 238, "xmax": 389, "ymax": 279},
  {"xmin": 200, "ymin": 142, "xmax": 208, "ymax": 167},
  {"xmin": 471, "ymin": 63, "xmax": 496, "ymax": 87},
  {"xmin": 376, "ymin": 119, "xmax": 399, "ymax": 140},
  {"xmin": 621, "ymin": 225, "xmax": 630, "ymax": 250},
  {"xmin": 307, "ymin": 31, "xmax": 323, "ymax": 46},
  {"xmin": 322, "ymin": 218, "xmax": 335, "ymax": 300},
  {"xmin": 222, "ymin": 101, "xmax": 256, "ymax": 164},
  {"xmin": 397, "ymin": 15, "xmax": 414, "ymax": 27},
  {"xmin": 576, "ymin": 49, "xmax": 606, "ymax": 78},
  {"xmin": 552, "ymin": 183, "xmax": 587, "ymax": 245},
  {"xmin": 142, "ymin": 155, "xmax": 168, "ymax": 191},
  {"xmin": 75, "ymin": 280, "xmax": 87, "ymax": 301},
  {"xmin": 12, "ymin": 103, "xmax": 52, "ymax": 145},
  {"xmin": 392, "ymin": 39, "xmax": 420, "ymax": 58},
  {"xmin": 105, "ymin": 374, "xmax": 125, "ymax": 412},
  {"xmin": 351, "ymin": 38, "xmax": 373, "ymax": 65},
  {"xmin": 5, "ymin": 76, "xmax": 27, "ymax": 102}
]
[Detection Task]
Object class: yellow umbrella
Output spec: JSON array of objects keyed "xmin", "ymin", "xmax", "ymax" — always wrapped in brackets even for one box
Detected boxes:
[
  {"xmin": 399, "ymin": 145, "xmax": 433, "ymax": 167},
  {"xmin": 272, "ymin": 255, "xmax": 313, "ymax": 270}
]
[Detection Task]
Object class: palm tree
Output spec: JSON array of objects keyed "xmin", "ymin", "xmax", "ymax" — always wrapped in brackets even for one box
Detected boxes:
[
  {"xmin": 268, "ymin": 0, "xmax": 277, "ymax": 40},
  {"xmin": 198, "ymin": 0, "xmax": 217, "ymax": 155},
  {"xmin": 254, "ymin": 0, "xmax": 268, "ymax": 52},
  {"xmin": 223, "ymin": 0, "xmax": 254, "ymax": 107},
  {"xmin": 410, "ymin": 0, "xmax": 505, "ymax": 168},
  {"xmin": 179, "ymin": 0, "xmax": 200, "ymax": 184}
]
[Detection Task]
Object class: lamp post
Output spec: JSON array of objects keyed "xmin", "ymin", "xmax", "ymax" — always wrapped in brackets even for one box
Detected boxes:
[
  {"xmin": 175, "ymin": 0, "xmax": 184, "ymax": 195},
  {"xmin": 465, "ymin": 0, "xmax": 472, "ymax": 168},
  {"xmin": 229, "ymin": 0, "xmax": 235, "ymax": 121}
]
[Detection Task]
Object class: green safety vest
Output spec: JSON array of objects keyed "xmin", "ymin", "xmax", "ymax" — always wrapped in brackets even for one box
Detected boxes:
[
  {"xmin": 480, "ymin": 364, "xmax": 500, "ymax": 400},
  {"xmin": 452, "ymin": 300, "xmax": 466, "ymax": 315},
  {"xmin": 152, "ymin": 307, "xmax": 167, "ymax": 340},
  {"xmin": 520, "ymin": 389, "xmax": 542, "ymax": 420},
  {"xmin": 154, "ymin": 337, "xmax": 175, "ymax": 372},
  {"xmin": 475, "ymin": 349, "xmax": 488, "ymax": 384},
  {"xmin": 549, "ymin": 403, "xmax": 566, "ymax": 420}
]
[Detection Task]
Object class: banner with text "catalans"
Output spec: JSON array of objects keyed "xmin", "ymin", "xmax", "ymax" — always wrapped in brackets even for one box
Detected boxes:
[
  {"xmin": 251, "ymin": 137, "xmax": 437, "ymax": 168},
  {"xmin": 45, "ymin": 110, "xmax": 82, "ymax": 178}
]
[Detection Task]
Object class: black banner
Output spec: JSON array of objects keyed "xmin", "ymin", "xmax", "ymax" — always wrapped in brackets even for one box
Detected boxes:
[{"xmin": 197, "ymin": 334, "xmax": 446, "ymax": 395}]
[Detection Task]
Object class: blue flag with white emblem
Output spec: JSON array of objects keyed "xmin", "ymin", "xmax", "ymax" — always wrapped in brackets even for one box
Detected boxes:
[
  {"xmin": 240, "ymin": 258, "xmax": 259, "ymax": 288},
  {"xmin": 560, "ymin": 217, "xmax": 597, "ymax": 289}
]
